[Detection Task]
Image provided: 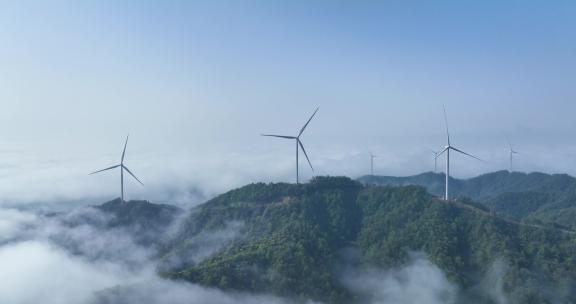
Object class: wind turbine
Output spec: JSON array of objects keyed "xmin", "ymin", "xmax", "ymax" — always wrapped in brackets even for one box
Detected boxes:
[
  {"xmin": 506, "ymin": 136, "xmax": 519, "ymax": 172},
  {"xmin": 436, "ymin": 106, "xmax": 482, "ymax": 200},
  {"xmin": 90, "ymin": 135, "xmax": 143, "ymax": 202},
  {"xmin": 369, "ymin": 152, "xmax": 378, "ymax": 176},
  {"xmin": 262, "ymin": 108, "xmax": 318, "ymax": 184},
  {"xmin": 430, "ymin": 149, "xmax": 439, "ymax": 172}
]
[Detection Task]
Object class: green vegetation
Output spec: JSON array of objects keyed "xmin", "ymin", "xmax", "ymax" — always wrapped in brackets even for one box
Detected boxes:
[
  {"xmin": 160, "ymin": 176, "xmax": 576, "ymax": 304},
  {"xmin": 95, "ymin": 198, "xmax": 183, "ymax": 246},
  {"xmin": 360, "ymin": 171, "xmax": 576, "ymax": 229}
]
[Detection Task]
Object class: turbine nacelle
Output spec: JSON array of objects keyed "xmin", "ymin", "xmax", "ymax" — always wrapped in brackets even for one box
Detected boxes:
[{"xmin": 369, "ymin": 152, "xmax": 379, "ymax": 161}]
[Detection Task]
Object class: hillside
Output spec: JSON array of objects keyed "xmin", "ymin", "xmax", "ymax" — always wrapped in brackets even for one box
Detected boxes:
[
  {"xmin": 54, "ymin": 198, "xmax": 184, "ymax": 248},
  {"xmin": 95, "ymin": 198, "xmax": 183, "ymax": 229},
  {"xmin": 159, "ymin": 176, "xmax": 576, "ymax": 304},
  {"xmin": 95, "ymin": 199, "xmax": 184, "ymax": 246},
  {"xmin": 359, "ymin": 171, "xmax": 576, "ymax": 228}
]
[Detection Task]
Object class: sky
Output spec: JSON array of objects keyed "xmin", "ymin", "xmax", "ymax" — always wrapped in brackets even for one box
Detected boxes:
[{"xmin": 1, "ymin": 0, "xmax": 576, "ymax": 205}]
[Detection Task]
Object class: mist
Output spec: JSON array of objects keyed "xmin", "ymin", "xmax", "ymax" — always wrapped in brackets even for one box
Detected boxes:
[
  {"xmin": 0, "ymin": 202, "xmax": 567, "ymax": 304},
  {"xmin": 341, "ymin": 253, "xmax": 458, "ymax": 304},
  {"xmin": 0, "ymin": 205, "xmax": 315, "ymax": 304}
]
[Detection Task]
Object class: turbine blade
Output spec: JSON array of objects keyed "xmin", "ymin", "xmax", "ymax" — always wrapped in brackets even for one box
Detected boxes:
[
  {"xmin": 89, "ymin": 165, "xmax": 120, "ymax": 175},
  {"xmin": 436, "ymin": 147, "xmax": 448, "ymax": 159},
  {"xmin": 122, "ymin": 165, "xmax": 144, "ymax": 185},
  {"xmin": 443, "ymin": 105, "xmax": 451, "ymax": 146},
  {"xmin": 298, "ymin": 139, "xmax": 314, "ymax": 172},
  {"xmin": 298, "ymin": 107, "xmax": 319, "ymax": 137},
  {"xmin": 451, "ymin": 147, "xmax": 483, "ymax": 162},
  {"xmin": 261, "ymin": 134, "xmax": 296, "ymax": 139},
  {"xmin": 121, "ymin": 135, "xmax": 129, "ymax": 162}
]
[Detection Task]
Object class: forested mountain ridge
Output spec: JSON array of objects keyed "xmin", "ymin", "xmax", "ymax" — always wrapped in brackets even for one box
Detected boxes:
[
  {"xmin": 158, "ymin": 176, "xmax": 576, "ymax": 304},
  {"xmin": 95, "ymin": 198, "xmax": 183, "ymax": 229},
  {"xmin": 73, "ymin": 199, "xmax": 185, "ymax": 247},
  {"xmin": 359, "ymin": 171, "xmax": 576, "ymax": 229}
]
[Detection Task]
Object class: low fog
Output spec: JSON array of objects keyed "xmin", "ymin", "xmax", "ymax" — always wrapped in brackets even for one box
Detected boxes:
[
  {"xmin": 0, "ymin": 202, "xmax": 535, "ymax": 304},
  {"xmin": 0, "ymin": 205, "xmax": 303, "ymax": 304}
]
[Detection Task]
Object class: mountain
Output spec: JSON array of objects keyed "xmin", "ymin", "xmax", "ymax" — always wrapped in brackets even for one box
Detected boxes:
[
  {"xmin": 159, "ymin": 176, "xmax": 576, "ymax": 304},
  {"xmin": 54, "ymin": 198, "xmax": 184, "ymax": 248},
  {"xmin": 359, "ymin": 171, "xmax": 576, "ymax": 229},
  {"xmin": 95, "ymin": 198, "xmax": 184, "ymax": 246},
  {"xmin": 95, "ymin": 198, "xmax": 183, "ymax": 229}
]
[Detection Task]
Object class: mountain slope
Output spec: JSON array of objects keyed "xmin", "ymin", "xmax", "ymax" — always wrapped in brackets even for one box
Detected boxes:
[
  {"xmin": 95, "ymin": 198, "xmax": 183, "ymax": 228},
  {"xmin": 94, "ymin": 198, "xmax": 184, "ymax": 246},
  {"xmin": 50, "ymin": 198, "xmax": 185, "ymax": 248},
  {"xmin": 359, "ymin": 171, "xmax": 576, "ymax": 228},
  {"xmin": 164, "ymin": 177, "xmax": 362, "ymax": 303},
  {"xmin": 161, "ymin": 177, "xmax": 576, "ymax": 304}
]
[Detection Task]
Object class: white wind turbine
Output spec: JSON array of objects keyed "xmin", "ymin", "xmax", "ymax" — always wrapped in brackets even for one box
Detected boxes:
[
  {"xmin": 436, "ymin": 107, "xmax": 482, "ymax": 200},
  {"xmin": 430, "ymin": 149, "xmax": 440, "ymax": 172},
  {"xmin": 369, "ymin": 152, "xmax": 378, "ymax": 176},
  {"xmin": 507, "ymin": 136, "xmax": 519, "ymax": 172},
  {"xmin": 90, "ymin": 135, "xmax": 143, "ymax": 202},
  {"xmin": 262, "ymin": 108, "xmax": 318, "ymax": 184}
]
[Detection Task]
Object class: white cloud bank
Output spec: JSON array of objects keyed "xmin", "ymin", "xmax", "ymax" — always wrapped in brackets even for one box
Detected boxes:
[
  {"xmin": 0, "ymin": 206, "xmax": 311, "ymax": 304},
  {"xmin": 0, "ymin": 205, "xmax": 543, "ymax": 304},
  {"xmin": 342, "ymin": 253, "xmax": 458, "ymax": 304},
  {"xmin": 0, "ymin": 241, "xmax": 127, "ymax": 304}
]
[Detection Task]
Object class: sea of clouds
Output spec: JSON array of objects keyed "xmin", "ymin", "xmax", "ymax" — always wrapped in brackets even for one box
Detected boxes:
[{"xmin": 0, "ymin": 200, "xmax": 522, "ymax": 304}]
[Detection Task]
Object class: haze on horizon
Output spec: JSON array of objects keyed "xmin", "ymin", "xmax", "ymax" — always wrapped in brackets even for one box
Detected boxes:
[{"xmin": 1, "ymin": 0, "xmax": 576, "ymax": 205}]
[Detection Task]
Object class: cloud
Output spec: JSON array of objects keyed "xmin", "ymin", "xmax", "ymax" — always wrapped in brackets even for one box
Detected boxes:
[
  {"xmin": 0, "ymin": 241, "xmax": 130, "ymax": 304},
  {"xmin": 161, "ymin": 220, "xmax": 245, "ymax": 270},
  {"xmin": 0, "ymin": 202, "xmax": 568, "ymax": 304},
  {"xmin": 0, "ymin": 240, "xmax": 301, "ymax": 304},
  {"xmin": 0, "ymin": 205, "xmax": 314, "ymax": 304},
  {"xmin": 341, "ymin": 253, "xmax": 458, "ymax": 304},
  {"xmin": 0, "ymin": 208, "xmax": 37, "ymax": 243},
  {"xmin": 90, "ymin": 278, "xmax": 309, "ymax": 304},
  {"xmin": 479, "ymin": 259, "xmax": 509, "ymax": 304}
]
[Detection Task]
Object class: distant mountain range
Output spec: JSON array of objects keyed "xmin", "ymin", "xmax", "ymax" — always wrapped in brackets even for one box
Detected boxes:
[{"xmin": 359, "ymin": 171, "xmax": 576, "ymax": 229}]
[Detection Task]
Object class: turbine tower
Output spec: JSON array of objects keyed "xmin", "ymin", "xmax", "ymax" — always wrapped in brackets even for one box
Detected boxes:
[
  {"xmin": 90, "ymin": 135, "xmax": 143, "ymax": 202},
  {"xmin": 262, "ymin": 108, "xmax": 318, "ymax": 184},
  {"xmin": 507, "ymin": 137, "xmax": 519, "ymax": 172},
  {"xmin": 436, "ymin": 106, "xmax": 482, "ymax": 200},
  {"xmin": 369, "ymin": 152, "xmax": 378, "ymax": 176}
]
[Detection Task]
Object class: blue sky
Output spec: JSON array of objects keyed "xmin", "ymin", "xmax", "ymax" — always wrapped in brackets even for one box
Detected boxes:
[{"xmin": 0, "ymin": 1, "xmax": 576, "ymax": 203}]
